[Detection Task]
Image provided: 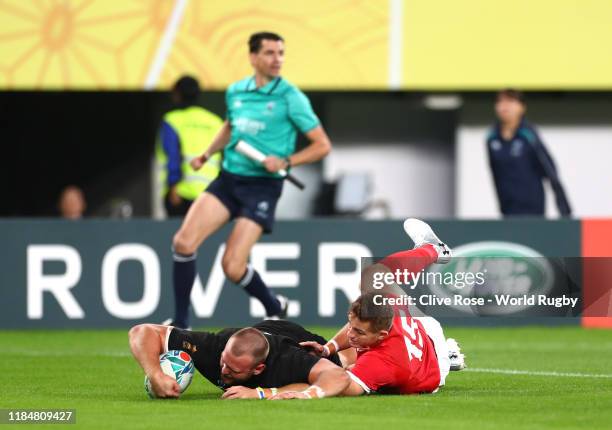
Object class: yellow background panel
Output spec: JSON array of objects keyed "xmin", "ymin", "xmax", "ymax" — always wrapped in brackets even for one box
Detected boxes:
[
  {"xmin": 0, "ymin": 0, "xmax": 389, "ymax": 90},
  {"xmin": 0, "ymin": 0, "xmax": 170, "ymax": 89},
  {"xmin": 403, "ymin": 0, "xmax": 612, "ymax": 89},
  {"xmin": 2, "ymin": 0, "xmax": 611, "ymax": 90},
  {"xmin": 158, "ymin": 0, "xmax": 389, "ymax": 90}
]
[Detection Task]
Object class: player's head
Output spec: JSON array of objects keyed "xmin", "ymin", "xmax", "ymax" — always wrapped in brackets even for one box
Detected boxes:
[
  {"xmin": 495, "ymin": 88, "xmax": 526, "ymax": 124},
  {"xmin": 248, "ymin": 32, "xmax": 284, "ymax": 79},
  {"xmin": 347, "ymin": 292, "xmax": 394, "ymax": 349},
  {"xmin": 172, "ymin": 75, "xmax": 200, "ymax": 106},
  {"xmin": 219, "ymin": 327, "xmax": 269, "ymax": 385}
]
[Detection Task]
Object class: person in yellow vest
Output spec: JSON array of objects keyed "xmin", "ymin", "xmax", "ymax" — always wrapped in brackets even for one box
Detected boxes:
[{"xmin": 156, "ymin": 75, "xmax": 223, "ymax": 216}]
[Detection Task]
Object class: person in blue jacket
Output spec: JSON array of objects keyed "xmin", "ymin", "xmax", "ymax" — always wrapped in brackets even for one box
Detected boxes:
[{"xmin": 487, "ymin": 89, "xmax": 571, "ymax": 217}]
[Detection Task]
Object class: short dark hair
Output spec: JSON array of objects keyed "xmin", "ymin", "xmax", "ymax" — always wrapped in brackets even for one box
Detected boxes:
[
  {"xmin": 248, "ymin": 32, "xmax": 284, "ymax": 53},
  {"xmin": 173, "ymin": 75, "xmax": 200, "ymax": 104},
  {"xmin": 497, "ymin": 88, "xmax": 525, "ymax": 105},
  {"xmin": 349, "ymin": 292, "xmax": 394, "ymax": 333},
  {"xmin": 228, "ymin": 327, "xmax": 270, "ymax": 365}
]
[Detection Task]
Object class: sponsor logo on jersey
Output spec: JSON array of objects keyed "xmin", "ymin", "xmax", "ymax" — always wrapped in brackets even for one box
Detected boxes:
[
  {"xmin": 182, "ymin": 341, "xmax": 198, "ymax": 354},
  {"xmin": 233, "ymin": 118, "xmax": 266, "ymax": 135}
]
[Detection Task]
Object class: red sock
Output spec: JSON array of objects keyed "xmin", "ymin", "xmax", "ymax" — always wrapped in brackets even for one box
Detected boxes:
[{"xmin": 378, "ymin": 245, "xmax": 437, "ymax": 274}]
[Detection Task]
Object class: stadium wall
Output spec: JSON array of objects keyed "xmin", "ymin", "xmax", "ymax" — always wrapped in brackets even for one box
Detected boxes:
[
  {"xmin": 456, "ymin": 126, "xmax": 612, "ymax": 219},
  {"xmin": 456, "ymin": 95, "xmax": 612, "ymax": 219},
  {"xmin": 3, "ymin": 218, "xmax": 604, "ymax": 329}
]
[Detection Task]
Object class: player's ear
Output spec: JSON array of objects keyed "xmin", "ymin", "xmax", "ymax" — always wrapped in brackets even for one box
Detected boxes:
[
  {"xmin": 253, "ymin": 363, "xmax": 266, "ymax": 376},
  {"xmin": 377, "ymin": 330, "xmax": 389, "ymax": 341}
]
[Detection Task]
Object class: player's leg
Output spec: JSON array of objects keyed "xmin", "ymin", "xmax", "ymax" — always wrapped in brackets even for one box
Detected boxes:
[
  {"xmin": 170, "ymin": 192, "xmax": 231, "ymax": 328},
  {"xmin": 361, "ymin": 218, "xmax": 452, "ymax": 297},
  {"xmin": 380, "ymin": 217, "xmax": 452, "ymax": 271},
  {"xmin": 222, "ymin": 217, "xmax": 285, "ymax": 317},
  {"xmin": 414, "ymin": 316, "xmax": 451, "ymax": 386},
  {"xmin": 401, "ymin": 219, "xmax": 465, "ymax": 372}
]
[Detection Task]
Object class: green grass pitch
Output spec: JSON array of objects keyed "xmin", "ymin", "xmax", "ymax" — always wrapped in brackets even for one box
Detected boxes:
[{"xmin": 1, "ymin": 326, "xmax": 611, "ymax": 430}]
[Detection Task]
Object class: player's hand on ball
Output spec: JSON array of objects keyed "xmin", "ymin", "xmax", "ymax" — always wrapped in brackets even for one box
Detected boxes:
[
  {"xmin": 150, "ymin": 372, "xmax": 181, "ymax": 398},
  {"xmin": 263, "ymin": 156, "xmax": 285, "ymax": 173},
  {"xmin": 299, "ymin": 341, "xmax": 326, "ymax": 357},
  {"xmin": 221, "ymin": 386, "xmax": 258, "ymax": 400},
  {"xmin": 269, "ymin": 391, "xmax": 309, "ymax": 400}
]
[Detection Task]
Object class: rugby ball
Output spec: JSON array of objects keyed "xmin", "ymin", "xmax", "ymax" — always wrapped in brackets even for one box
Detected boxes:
[{"xmin": 144, "ymin": 350, "xmax": 195, "ymax": 398}]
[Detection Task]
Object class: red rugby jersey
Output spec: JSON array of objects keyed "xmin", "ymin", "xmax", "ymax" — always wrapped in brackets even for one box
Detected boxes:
[{"xmin": 348, "ymin": 313, "xmax": 440, "ymax": 394}]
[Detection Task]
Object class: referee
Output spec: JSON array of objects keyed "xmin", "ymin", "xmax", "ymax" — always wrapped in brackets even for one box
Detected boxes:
[{"xmin": 165, "ymin": 32, "xmax": 332, "ymax": 328}]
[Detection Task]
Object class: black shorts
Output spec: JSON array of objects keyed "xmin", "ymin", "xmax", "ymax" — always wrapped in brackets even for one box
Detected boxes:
[{"xmin": 206, "ymin": 170, "xmax": 283, "ymax": 234}]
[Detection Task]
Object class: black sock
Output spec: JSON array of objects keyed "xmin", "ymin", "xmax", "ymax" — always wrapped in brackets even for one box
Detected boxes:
[
  {"xmin": 172, "ymin": 251, "xmax": 197, "ymax": 328},
  {"xmin": 239, "ymin": 265, "xmax": 281, "ymax": 316}
]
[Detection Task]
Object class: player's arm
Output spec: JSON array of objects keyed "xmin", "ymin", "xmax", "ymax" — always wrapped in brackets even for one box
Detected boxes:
[
  {"xmin": 271, "ymin": 358, "xmax": 350, "ymax": 400},
  {"xmin": 191, "ymin": 120, "xmax": 232, "ymax": 170},
  {"xmin": 223, "ymin": 359, "xmax": 350, "ymax": 400},
  {"xmin": 128, "ymin": 324, "xmax": 180, "ymax": 398},
  {"xmin": 341, "ymin": 380, "xmax": 367, "ymax": 396},
  {"xmin": 221, "ymin": 383, "xmax": 309, "ymax": 400},
  {"xmin": 300, "ymin": 323, "xmax": 350, "ymax": 356}
]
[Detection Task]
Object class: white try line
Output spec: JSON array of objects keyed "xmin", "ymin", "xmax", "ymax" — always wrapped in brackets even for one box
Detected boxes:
[{"xmin": 465, "ymin": 367, "xmax": 612, "ymax": 379}]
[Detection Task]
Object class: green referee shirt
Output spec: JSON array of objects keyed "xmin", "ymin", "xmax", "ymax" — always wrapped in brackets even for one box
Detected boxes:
[{"xmin": 223, "ymin": 76, "xmax": 320, "ymax": 178}]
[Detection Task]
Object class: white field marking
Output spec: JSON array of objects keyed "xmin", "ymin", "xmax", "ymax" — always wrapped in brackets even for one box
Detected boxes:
[
  {"xmin": 144, "ymin": 0, "xmax": 189, "ymax": 89},
  {"xmin": 465, "ymin": 367, "xmax": 612, "ymax": 379}
]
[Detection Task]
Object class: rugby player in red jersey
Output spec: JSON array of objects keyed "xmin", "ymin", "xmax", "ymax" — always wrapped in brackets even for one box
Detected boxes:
[{"xmin": 274, "ymin": 219, "xmax": 466, "ymax": 399}]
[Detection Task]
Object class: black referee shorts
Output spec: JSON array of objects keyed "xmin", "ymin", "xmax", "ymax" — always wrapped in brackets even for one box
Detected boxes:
[{"xmin": 205, "ymin": 170, "xmax": 283, "ymax": 234}]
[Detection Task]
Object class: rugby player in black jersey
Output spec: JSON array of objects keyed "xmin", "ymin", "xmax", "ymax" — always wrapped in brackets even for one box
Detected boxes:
[{"xmin": 129, "ymin": 320, "xmax": 349, "ymax": 399}]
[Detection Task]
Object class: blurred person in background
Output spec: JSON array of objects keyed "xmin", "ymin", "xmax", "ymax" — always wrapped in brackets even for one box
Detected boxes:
[
  {"xmin": 487, "ymin": 89, "xmax": 571, "ymax": 217},
  {"xmin": 156, "ymin": 75, "xmax": 223, "ymax": 217},
  {"xmin": 58, "ymin": 185, "xmax": 86, "ymax": 219}
]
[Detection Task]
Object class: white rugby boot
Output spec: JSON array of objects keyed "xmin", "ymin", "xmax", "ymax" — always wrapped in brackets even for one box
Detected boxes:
[
  {"xmin": 446, "ymin": 338, "xmax": 467, "ymax": 371},
  {"xmin": 403, "ymin": 218, "xmax": 452, "ymax": 264}
]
